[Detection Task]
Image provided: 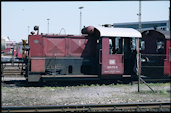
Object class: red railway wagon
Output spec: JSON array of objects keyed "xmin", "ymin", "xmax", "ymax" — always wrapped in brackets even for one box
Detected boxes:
[
  {"xmin": 140, "ymin": 30, "xmax": 170, "ymax": 78},
  {"xmin": 164, "ymin": 32, "xmax": 170, "ymax": 76},
  {"xmin": 14, "ymin": 42, "xmax": 23, "ymax": 59},
  {"xmin": 24, "ymin": 26, "xmax": 142, "ymax": 82}
]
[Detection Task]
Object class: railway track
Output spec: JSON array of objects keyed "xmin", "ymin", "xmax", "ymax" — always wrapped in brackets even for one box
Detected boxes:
[
  {"xmin": 2, "ymin": 102, "xmax": 170, "ymax": 112},
  {"xmin": 1, "ymin": 63, "xmax": 25, "ymax": 77}
]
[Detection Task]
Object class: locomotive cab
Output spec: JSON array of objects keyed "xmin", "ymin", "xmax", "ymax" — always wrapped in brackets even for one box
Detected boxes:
[{"xmin": 82, "ymin": 26, "xmax": 142, "ymax": 80}]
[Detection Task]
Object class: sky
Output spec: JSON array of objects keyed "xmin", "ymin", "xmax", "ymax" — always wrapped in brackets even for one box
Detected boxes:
[{"xmin": 1, "ymin": 1, "xmax": 170, "ymax": 42}]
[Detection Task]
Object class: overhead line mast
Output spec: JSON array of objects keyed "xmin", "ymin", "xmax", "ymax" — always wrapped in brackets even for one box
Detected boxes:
[
  {"xmin": 137, "ymin": 0, "xmax": 141, "ymax": 92},
  {"xmin": 138, "ymin": 0, "xmax": 142, "ymax": 32}
]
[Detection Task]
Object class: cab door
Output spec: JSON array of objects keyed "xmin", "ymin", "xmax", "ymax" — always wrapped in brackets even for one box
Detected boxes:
[{"xmin": 101, "ymin": 37, "xmax": 124, "ymax": 75}]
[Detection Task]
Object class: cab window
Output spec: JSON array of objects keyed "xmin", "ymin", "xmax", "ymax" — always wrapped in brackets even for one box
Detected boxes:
[
  {"xmin": 156, "ymin": 40, "xmax": 164, "ymax": 53},
  {"xmin": 140, "ymin": 40, "xmax": 145, "ymax": 51},
  {"xmin": 109, "ymin": 37, "xmax": 122, "ymax": 54}
]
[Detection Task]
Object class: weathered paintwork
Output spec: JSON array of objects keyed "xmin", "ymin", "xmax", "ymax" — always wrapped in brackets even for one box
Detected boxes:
[
  {"xmin": 43, "ymin": 38, "xmax": 66, "ymax": 57},
  {"xmin": 141, "ymin": 30, "xmax": 170, "ymax": 78},
  {"xmin": 29, "ymin": 35, "xmax": 97, "ymax": 57},
  {"xmin": 29, "ymin": 35, "xmax": 44, "ymax": 57},
  {"xmin": 26, "ymin": 26, "xmax": 142, "ymax": 82},
  {"xmin": 31, "ymin": 59, "xmax": 45, "ymax": 72},
  {"xmin": 101, "ymin": 38, "xmax": 124, "ymax": 75},
  {"xmin": 164, "ymin": 40, "xmax": 171, "ymax": 76}
]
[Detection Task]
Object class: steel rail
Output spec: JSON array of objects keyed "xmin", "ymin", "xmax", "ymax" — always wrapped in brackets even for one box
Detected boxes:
[
  {"xmin": 2, "ymin": 102, "xmax": 170, "ymax": 112},
  {"xmin": 1, "ymin": 63, "xmax": 25, "ymax": 77}
]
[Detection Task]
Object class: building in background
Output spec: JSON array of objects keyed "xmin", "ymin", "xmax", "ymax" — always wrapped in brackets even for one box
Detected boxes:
[
  {"xmin": 1, "ymin": 36, "xmax": 16, "ymax": 54},
  {"xmin": 113, "ymin": 20, "xmax": 169, "ymax": 31}
]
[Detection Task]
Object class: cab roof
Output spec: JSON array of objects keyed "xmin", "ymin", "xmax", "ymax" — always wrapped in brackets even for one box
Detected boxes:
[{"xmin": 95, "ymin": 26, "xmax": 142, "ymax": 38}]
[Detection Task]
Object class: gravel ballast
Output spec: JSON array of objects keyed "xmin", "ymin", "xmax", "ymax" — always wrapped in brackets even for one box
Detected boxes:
[{"xmin": 1, "ymin": 83, "xmax": 170, "ymax": 106}]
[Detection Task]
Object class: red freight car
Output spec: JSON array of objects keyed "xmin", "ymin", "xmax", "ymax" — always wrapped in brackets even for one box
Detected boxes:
[{"xmin": 24, "ymin": 26, "xmax": 142, "ymax": 82}]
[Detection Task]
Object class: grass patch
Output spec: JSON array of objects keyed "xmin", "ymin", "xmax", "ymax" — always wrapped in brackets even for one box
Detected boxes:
[
  {"xmin": 160, "ymin": 89, "xmax": 169, "ymax": 95},
  {"xmin": 1, "ymin": 86, "xmax": 8, "ymax": 90},
  {"xmin": 90, "ymin": 84, "xmax": 100, "ymax": 87},
  {"xmin": 140, "ymin": 83, "xmax": 170, "ymax": 87},
  {"xmin": 44, "ymin": 86, "xmax": 52, "ymax": 90},
  {"xmin": 134, "ymin": 89, "xmax": 169, "ymax": 96},
  {"xmin": 44, "ymin": 86, "xmax": 64, "ymax": 90}
]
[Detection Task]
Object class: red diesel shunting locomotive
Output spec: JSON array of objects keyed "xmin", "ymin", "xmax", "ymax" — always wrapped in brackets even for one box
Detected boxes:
[{"xmin": 23, "ymin": 26, "xmax": 142, "ymax": 82}]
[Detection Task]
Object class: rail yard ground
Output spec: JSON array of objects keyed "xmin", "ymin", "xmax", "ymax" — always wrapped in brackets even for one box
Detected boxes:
[{"xmin": 1, "ymin": 81, "xmax": 170, "ymax": 107}]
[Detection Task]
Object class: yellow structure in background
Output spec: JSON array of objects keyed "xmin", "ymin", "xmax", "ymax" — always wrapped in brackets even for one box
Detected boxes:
[{"xmin": 22, "ymin": 39, "xmax": 27, "ymax": 58}]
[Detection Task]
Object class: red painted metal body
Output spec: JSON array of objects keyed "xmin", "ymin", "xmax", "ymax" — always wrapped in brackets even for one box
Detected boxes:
[
  {"xmin": 15, "ymin": 42, "xmax": 23, "ymax": 59},
  {"xmin": 25, "ymin": 26, "xmax": 142, "ymax": 82},
  {"xmin": 29, "ymin": 35, "xmax": 97, "ymax": 57},
  {"xmin": 13, "ymin": 51, "xmax": 17, "ymax": 57},
  {"xmin": 31, "ymin": 59, "xmax": 45, "ymax": 72},
  {"xmin": 43, "ymin": 38, "xmax": 66, "ymax": 57},
  {"xmin": 29, "ymin": 35, "xmax": 126, "ymax": 76},
  {"xmin": 140, "ymin": 30, "xmax": 170, "ymax": 78},
  {"xmin": 69, "ymin": 38, "xmax": 88, "ymax": 56},
  {"xmin": 29, "ymin": 35, "xmax": 44, "ymax": 57},
  {"xmin": 1, "ymin": 48, "xmax": 11, "ymax": 53},
  {"xmin": 164, "ymin": 40, "xmax": 171, "ymax": 76},
  {"xmin": 101, "ymin": 38, "xmax": 124, "ymax": 75},
  {"xmin": 28, "ymin": 34, "xmax": 98, "ymax": 76}
]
